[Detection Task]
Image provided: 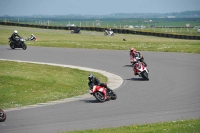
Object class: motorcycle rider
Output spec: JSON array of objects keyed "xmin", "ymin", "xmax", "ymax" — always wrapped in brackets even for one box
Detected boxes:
[
  {"xmin": 88, "ymin": 74, "xmax": 112, "ymax": 97},
  {"xmin": 129, "ymin": 47, "xmax": 147, "ymax": 67},
  {"xmin": 105, "ymin": 28, "xmax": 112, "ymax": 34},
  {"xmin": 108, "ymin": 28, "xmax": 112, "ymax": 34},
  {"xmin": 10, "ymin": 30, "xmax": 20, "ymax": 44},
  {"xmin": 74, "ymin": 26, "xmax": 80, "ymax": 33},
  {"xmin": 88, "ymin": 74, "xmax": 100, "ymax": 88}
]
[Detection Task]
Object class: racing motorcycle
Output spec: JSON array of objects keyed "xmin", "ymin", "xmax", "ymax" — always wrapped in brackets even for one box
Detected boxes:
[
  {"xmin": 0, "ymin": 109, "xmax": 6, "ymax": 122},
  {"xmin": 89, "ymin": 83, "xmax": 117, "ymax": 102},
  {"xmin": 104, "ymin": 30, "xmax": 114, "ymax": 36},
  {"xmin": 26, "ymin": 36, "xmax": 37, "ymax": 41},
  {"xmin": 133, "ymin": 57, "xmax": 149, "ymax": 80},
  {"xmin": 71, "ymin": 27, "xmax": 81, "ymax": 34},
  {"xmin": 8, "ymin": 36, "xmax": 27, "ymax": 50},
  {"xmin": 71, "ymin": 30, "xmax": 81, "ymax": 34}
]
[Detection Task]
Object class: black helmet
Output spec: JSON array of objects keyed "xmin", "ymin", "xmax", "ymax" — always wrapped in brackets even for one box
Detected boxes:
[{"xmin": 88, "ymin": 74, "xmax": 94, "ymax": 81}]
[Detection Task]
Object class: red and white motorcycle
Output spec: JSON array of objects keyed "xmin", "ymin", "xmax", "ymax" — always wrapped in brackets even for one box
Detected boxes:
[
  {"xmin": 0, "ymin": 109, "xmax": 6, "ymax": 122},
  {"xmin": 89, "ymin": 84, "xmax": 117, "ymax": 102},
  {"xmin": 132, "ymin": 57, "xmax": 149, "ymax": 80}
]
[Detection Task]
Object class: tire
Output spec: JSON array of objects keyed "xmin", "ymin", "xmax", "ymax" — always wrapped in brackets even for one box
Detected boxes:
[
  {"xmin": 104, "ymin": 32, "xmax": 107, "ymax": 36},
  {"xmin": 10, "ymin": 43, "xmax": 15, "ymax": 49},
  {"xmin": 22, "ymin": 43, "xmax": 27, "ymax": 50},
  {"xmin": 141, "ymin": 71, "xmax": 149, "ymax": 80},
  {"xmin": 94, "ymin": 91, "xmax": 106, "ymax": 102},
  {"xmin": 111, "ymin": 33, "xmax": 114, "ymax": 36},
  {"xmin": 110, "ymin": 91, "xmax": 117, "ymax": 100},
  {"xmin": 0, "ymin": 109, "xmax": 6, "ymax": 122}
]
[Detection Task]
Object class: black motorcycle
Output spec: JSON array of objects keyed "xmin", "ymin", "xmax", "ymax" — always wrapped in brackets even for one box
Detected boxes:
[
  {"xmin": 0, "ymin": 109, "xmax": 6, "ymax": 122},
  {"xmin": 9, "ymin": 36, "xmax": 27, "ymax": 50},
  {"xmin": 71, "ymin": 28, "xmax": 81, "ymax": 34}
]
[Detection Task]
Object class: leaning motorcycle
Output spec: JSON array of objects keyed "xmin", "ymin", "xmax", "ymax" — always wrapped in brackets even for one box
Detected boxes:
[
  {"xmin": 9, "ymin": 37, "xmax": 27, "ymax": 50},
  {"xmin": 133, "ymin": 57, "xmax": 149, "ymax": 80},
  {"xmin": 104, "ymin": 30, "xmax": 114, "ymax": 36},
  {"xmin": 0, "ymin": 109, "xmax": 6, "ymax": 122},
  {"xmin": 89, "ymin": 84, "xmax": 117, "ymax": 102},
  {"xmin": 71, "ymin": 29, "xmax": 81, "ymax": 34},
  {"xmin": 26, "ymin": 36, "xmax": 37, "ymax": 41}
]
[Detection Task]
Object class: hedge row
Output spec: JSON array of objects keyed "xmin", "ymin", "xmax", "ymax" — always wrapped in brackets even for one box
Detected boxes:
[{"xmin": 0, "ymin": 22, "xmax": 199, "ymax": 40}]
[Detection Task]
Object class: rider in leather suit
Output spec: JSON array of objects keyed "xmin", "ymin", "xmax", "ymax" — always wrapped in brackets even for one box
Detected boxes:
[{"xmin": 11, "ymin": 30, "xmax": 20, "ymax": 43}]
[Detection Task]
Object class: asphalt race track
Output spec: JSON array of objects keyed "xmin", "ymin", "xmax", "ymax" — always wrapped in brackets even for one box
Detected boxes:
[{"xmin": 0, "ymin": 45, "xmax": 200, "ymax": 133}]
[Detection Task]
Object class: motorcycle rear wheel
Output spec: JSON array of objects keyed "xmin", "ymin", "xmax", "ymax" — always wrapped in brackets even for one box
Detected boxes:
[
  {"xmin": 110, "ymin": 91, "xmax": 117, "ymax": 100},
  {"xmin": 94, "ymin": 91, "xmax": 106, "ymax": 102},
  {"xmin": 0, "ymin": 109, "xmax": 6, "ymax": 122}
]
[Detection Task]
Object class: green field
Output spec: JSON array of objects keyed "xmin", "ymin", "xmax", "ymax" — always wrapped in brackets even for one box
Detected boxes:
[{"xmin": 0, "ymin": 25, "xmax": 200, "ymax": 53}]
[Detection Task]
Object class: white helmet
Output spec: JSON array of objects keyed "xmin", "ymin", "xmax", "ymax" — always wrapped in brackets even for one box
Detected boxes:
[
  {"xmin": 14, "ymin": 30, "xmax": 18, "ymax": 33},
  {"xmin": 31, "ymin": 34, "xmax": 34, "ymax": 36}
]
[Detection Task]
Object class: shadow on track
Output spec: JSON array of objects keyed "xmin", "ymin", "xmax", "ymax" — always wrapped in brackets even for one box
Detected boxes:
[
  {"xmin": 80, "ymin": 100, "xmax": 101, "ymax": 103},
  {"xmin": 126, "ymin": 78, "xmax": 148, "ymax": 81},
  {"xmin": 123, "ymin": 65, "xmax": 133, "ymax": 67}
]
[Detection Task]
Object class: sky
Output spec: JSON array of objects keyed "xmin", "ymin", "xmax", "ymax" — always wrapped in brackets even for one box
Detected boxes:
[{"xmin": 0, "ymin": 0, "xmax": 200, "ymax": 16}]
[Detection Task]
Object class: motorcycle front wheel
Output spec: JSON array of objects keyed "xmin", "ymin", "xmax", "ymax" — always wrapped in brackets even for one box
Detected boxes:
[
  {"xmin": 10, "ymin": 43, "xmax": 15, "ymax": 49},
  {"xmin": 22, "ymin": 43, "xmax": 27, "ymax": 50},
  {"xmin": 94, "ymin": 91, "xmax": 106, "ymax": 102},
  {"xmin": 141, "ymin": 71, "xmax": 149, "ymax": 80},
  {"xmin": 0, "ymin": 109, "xmax": 6, "ymax": 122}
]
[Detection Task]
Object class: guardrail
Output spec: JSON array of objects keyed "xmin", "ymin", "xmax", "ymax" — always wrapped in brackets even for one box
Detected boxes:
[{"xmin": 0, "ymin": 22, "xmax": 199, "ymax": 40}]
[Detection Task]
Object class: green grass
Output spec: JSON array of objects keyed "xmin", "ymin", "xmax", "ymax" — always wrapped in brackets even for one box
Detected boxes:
[
  {"xmin": 63, "ymin": 119, "xmax": 200, "ymax": 133},
  {"xmin": 0, "ymin": 25, "xmax": 200, "ymax": 53},
  {"xmin": 0, "ymin": 60, "xmax": 107, "ymax": 109}
]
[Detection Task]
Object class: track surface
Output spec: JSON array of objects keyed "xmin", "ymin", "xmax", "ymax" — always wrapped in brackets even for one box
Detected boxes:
[{"xmin": 0, "ymin": 45, "xmax": 200, "ymax": 133}]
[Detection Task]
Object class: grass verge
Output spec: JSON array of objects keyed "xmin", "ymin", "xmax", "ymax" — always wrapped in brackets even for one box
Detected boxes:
[
  {"xmin": 64, "ymin": 119, "xmax": 200, "ymax": 133},
  {"xmin": 0, "ymin": 60, "xmax": 107, "ymax": 109}
]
